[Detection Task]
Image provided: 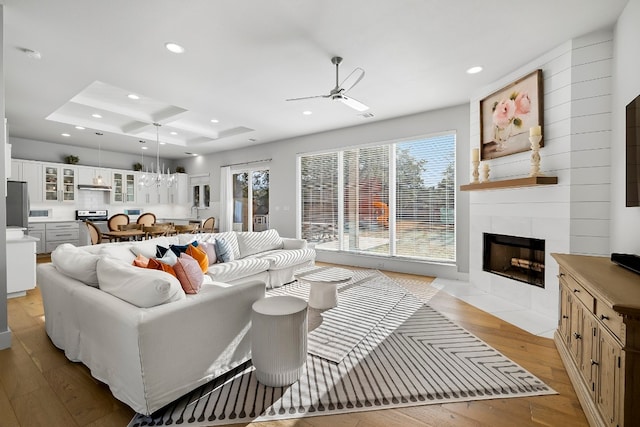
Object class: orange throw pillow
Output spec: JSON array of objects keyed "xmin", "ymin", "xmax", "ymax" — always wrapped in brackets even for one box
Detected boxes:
[
  {"xmin": 146, "ymin": 258, "xmax": 177, "ymax": 278},
  {"xmin": 186, "ymin": 244, "xmax": 208, "ymax": 273},
  {"xmin": 132, "ymin": 254, "xmax": 150, "ymax": 268}
]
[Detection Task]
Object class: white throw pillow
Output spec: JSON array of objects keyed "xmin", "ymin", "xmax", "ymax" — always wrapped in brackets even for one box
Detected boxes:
[
  {"xmin": 51, "ymin": 243, "xmax": 101, "ymax": 287},
  {"xmin": 96, "ymin": 257, "xmax": 186, "ymax": 307}
]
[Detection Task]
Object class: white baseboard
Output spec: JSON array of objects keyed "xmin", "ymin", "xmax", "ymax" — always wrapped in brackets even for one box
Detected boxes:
[{"xmin": 0, "ymin": 328, "xmax": 12, "ymax": 350}]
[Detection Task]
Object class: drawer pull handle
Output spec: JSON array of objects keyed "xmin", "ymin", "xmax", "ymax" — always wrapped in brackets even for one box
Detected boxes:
[
  {"xmin": 600, "ymin": 314, "xmax": 609, "ymax": 320},
  {"xmin": 573, "ymin": 332, "xmax": 582, "ymax": 340},
  {"xmin": 559, "ymin": 273, "xmax": 565, "ymax": 277},
  {"xmin": 573, "ymin": 289, "xmax": 580, "ymax": 293},
  {"xmin": 562, "ymin": 315, "xmax": 569, "ymax": 319},
  {"xmin": 591, "ymin": 359, "xmax": 599, "ymax": 366}
]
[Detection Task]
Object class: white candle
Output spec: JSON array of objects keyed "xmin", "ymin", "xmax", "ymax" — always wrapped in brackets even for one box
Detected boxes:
[
  {"xmin": 530, "ymin": 125, "xmax": 542, "ymax": 137},
  {"xmin": 472, "ymin": 148, "xmax": 479, "ymax": 162}
]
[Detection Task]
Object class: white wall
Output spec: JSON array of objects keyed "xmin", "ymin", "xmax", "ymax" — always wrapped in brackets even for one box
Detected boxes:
[
  {"xmin": 611, "ymin": 0, "xmax": 640, "ymax": 253},
  {"xmin": 180, "ymin": 104, "xmax": 471, "ymax": 279}
]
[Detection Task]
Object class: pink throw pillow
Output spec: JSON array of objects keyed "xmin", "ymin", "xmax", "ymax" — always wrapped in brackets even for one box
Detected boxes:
[
  {"xmin": 173, "ymin": 253, "xmax": 204, "ymax": 294},
  {"xmin": 198, "ymin": 241, "xmax": 218, "ymax": 265}
]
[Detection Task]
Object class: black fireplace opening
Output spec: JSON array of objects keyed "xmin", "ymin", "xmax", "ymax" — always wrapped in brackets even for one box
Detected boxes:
[{"xmin": 483, "ymin": 233, "xmax": 545, "ymax": 288}]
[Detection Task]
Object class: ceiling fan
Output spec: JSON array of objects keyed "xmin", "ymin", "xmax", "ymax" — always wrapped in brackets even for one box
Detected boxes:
[{"xmin": 286, "ymin": 56, "xmax": 369, "ymax": 112}]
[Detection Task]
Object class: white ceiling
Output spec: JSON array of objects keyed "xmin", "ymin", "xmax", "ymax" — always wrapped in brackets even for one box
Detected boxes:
[{"xmin": 2, "ymin": 0, "xmax": 629, "ymax": 159}]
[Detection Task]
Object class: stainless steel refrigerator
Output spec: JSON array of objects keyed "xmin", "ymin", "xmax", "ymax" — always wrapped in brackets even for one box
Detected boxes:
[{"xmin": 6, "ymin": 180, "xmax": 29, "ymax": 228}]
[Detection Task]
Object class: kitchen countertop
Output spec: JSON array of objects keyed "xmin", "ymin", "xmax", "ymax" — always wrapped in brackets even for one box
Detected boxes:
[{"xmin": 28, "ymin": 218, "xmax": 82, "ymax": 223}]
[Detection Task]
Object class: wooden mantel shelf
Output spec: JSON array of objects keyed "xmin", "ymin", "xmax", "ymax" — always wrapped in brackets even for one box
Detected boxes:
[{"xmin": 460, "ymin": 176, "xmax": 558, "ymax": 191}]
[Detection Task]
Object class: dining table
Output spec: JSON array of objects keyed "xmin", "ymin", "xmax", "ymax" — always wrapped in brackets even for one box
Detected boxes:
[{"xmin": 102, "ymin": 229, "xmax": 148, "ymax": 242}]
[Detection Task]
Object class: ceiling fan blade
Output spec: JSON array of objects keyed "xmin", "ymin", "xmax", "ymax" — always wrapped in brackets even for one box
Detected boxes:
[
  {"xmin": 285, "ymin": 94, "xmax": 330, "ymax": 102},
  {"xmin": 340, "ymin": 67, "xmax": 365, "ymax": 93},
  {"xmin": 338, "ymin": 95, "xmax": 369, "ymax": 112}
]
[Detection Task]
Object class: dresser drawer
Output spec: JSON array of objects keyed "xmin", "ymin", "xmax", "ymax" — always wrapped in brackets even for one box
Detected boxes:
[
  {"xmin": 595, "ymin": 302, "xmax": 625, "ymax": 342},
  {"xmin": 560, "ymin": 269, "xmax": 595, "ymax": 313}
]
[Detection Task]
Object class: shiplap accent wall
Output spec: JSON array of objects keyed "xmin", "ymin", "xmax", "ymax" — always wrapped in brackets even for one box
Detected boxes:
[{"xmin": 468, "ymin": 30, "xmax": 612, "ymax": 320}]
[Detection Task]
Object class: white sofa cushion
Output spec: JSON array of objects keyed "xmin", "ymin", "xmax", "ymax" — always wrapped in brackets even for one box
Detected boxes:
[
  {"xmin": 254, "ymin": 248, "xmax": 316, "ymax": 270},
  {"xmin": 236, "ymin": 229, "xmax": 283, "ymax": 258},
  {"xmin": 206, "ymin": 258, "xmax": 270, "ymax": 283},
  {"xmin": 100, "ymin": 244, "xmax": 136, "ymax": 264},
  {"xmin": 97, "ymin": 257, "xmax": 186, "ymax": 307},
  {"xmin": 130, "ymin": 237, "xmax": 171, "ymax": 258},
  {"xmin": 51, "ymin": 243, "xmax": 101, "ymax": 287}
]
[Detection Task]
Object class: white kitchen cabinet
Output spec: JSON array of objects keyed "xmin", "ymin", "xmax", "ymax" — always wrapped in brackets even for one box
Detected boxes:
[
  {"xmin": 169, "ymin": 173, "xmax": 189, "ymax": 205},
  {"xmin": 112, "ymin": 171, "xmax": 136, "ymax": 203},
  {"xmin": 6, "ymin": 235, "xmax": 37, "ymax": 297},
  {"xmin": 78, "ymin": 166, "xmax": 111, "ymax": 186},
  {"xmin": 11, "ymin": 159, "xmax": 43, "ymax": 202},
  {"xmin": 44, "ymin": 221, "xmax": 80, "ymax": 253},
  {"xmin": 43, "ymin": 163, "xmax": 77, "ymax": 202},
  {"xmin": 27, "ymin": 223, "xmax": 46, "ymax": 254}
]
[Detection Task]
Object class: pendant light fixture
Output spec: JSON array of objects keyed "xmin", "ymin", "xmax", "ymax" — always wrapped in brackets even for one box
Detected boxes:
[
  {"xmin": 141, "ymin": 123, "xmax": 176, "ymax": 188},
  {"xmin": 93, "ymin": 133, "xmax": 104, "ymax": 185}
]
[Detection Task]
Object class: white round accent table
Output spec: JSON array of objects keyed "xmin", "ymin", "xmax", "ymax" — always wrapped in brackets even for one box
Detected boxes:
[
  {"xmin": 298, "ymin": 267, "xmax": 353, "ymax": 310},
  {"xmin": 251, "ymin": 296, "xmax": 308, "ymax": 387}
]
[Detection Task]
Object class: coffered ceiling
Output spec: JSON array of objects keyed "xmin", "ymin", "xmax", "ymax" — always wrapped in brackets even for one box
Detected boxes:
[{"xmin": 2, "ymin": 0, "xmax": 629, "ymax": 159}]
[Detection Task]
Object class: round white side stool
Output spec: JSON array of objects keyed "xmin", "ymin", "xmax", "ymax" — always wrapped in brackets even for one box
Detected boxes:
[
  {"xmin": 251, "ymin": 296, "xmax": 308, "ymax": 387},
  {"xmin": 298, "ymin": 267, "xmax": 353, "ymax": 309}
]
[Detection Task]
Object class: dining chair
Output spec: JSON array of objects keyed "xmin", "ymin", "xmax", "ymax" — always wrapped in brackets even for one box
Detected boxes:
[
  {"xmin": 174, "ymin": 224, "xmax": 198, "ymax": 234},
  {"xmin": 143, "ymin": 224, "xmax": 171, "ymax": 239},
  {"xmin": 136, "ymin": 212, "xmax": 156, "ymax": 227},
  {"xmin": 199, "ymin": 216, "xmax": 215, "ymax": 232},
  {"xmin": 107, "ymin": 213, "xmax": 130, "ymax": 231},
  {"xmin": 85, "ymin": 220, "xmax": 103, "ymax": 245}
]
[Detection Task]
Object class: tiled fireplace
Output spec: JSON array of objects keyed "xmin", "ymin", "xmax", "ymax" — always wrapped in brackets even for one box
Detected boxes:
[
  {"xmin": 466, "ymin": 30, "xmax": 613, "ymax": 331},
  {"xmin": 483, "ymin": 233, "xmax": 545, "ymax": 288}
]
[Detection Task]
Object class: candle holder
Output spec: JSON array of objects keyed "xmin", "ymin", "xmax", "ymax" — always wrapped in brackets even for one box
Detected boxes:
[
  {"xmin": 472, "ymin": 160, "xmax": 480, "ymax": 184},
  {"xmin": 529, "ymin": 135, "xmax": 543, "ymax": 177},
  {"xmin": 481, "ymin": 162, "xmax": 490, "ymax": 182}
]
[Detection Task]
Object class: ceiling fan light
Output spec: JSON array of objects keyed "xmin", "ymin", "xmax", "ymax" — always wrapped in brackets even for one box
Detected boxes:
[{"xmin": 339, "ymin": 95, "xmax": 369, "ymax": 112}]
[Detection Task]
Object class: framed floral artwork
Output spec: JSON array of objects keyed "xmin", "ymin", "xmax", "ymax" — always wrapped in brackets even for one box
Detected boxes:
[{"xmin": 480, "ymin": 69, "xmax": 543, "ymax": 160}]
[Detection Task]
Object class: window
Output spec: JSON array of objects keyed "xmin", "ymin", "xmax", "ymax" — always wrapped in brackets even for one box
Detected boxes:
[
  {"xmin": 231, "ymin": 169, "xmax": 269, "ymax": 232},
  {"xmin": 299, "ymin": 133, "xmax": 455, "ymax": 262}
]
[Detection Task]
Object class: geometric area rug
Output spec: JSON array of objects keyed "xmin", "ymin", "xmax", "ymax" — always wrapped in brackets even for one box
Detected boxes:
[{"xmin": 129, "ymin": 270, "xmax": 556, "ymax": 426}]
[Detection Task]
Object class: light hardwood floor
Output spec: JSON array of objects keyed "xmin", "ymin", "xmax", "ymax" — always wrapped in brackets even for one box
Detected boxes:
[{"xmin": 0, "ymin": 261, "xmax": 589, "ymax": 427}]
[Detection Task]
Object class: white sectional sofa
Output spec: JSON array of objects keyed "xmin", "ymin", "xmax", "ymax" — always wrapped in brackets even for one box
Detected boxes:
[{"xmin": 36, "ymin": 229, "xmax": 315, "ymax": 415}]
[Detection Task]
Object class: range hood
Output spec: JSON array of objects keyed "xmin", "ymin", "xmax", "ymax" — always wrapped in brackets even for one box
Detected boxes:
[{"xmin": 77, "ymin": 184, "xmax": 112, "ymax": 191}]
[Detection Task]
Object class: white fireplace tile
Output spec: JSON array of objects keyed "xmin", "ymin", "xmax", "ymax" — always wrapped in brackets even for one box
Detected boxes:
[
  {"xmin": 456, "ymin": 293, "xmax": 525, "ymax": 313},
  {"xmin": 493, "ymin": 310, "xmax": 557, "ymax": 337},
  {"xmin": 489, "ymin": 276, "xmax": 532, "ymax": 309},
  {"xmin": 490, "ymin": 217, "xmax": 532, "ymax": 237},
  {"xmin": 430, "ymin": 278, "xmax": 486, "ymax": 297},
  {"xmin": 532, "ymin": 218, "xmax": 570, "ymax": 239}
]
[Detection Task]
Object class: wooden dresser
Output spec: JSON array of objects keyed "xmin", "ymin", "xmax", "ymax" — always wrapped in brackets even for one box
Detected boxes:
[{"xmin": 552, "ymin": 253, "xmax": 640, "ymax": 427}]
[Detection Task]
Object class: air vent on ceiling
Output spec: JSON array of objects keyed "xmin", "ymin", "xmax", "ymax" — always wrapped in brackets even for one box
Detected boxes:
[{"xmin": 358, "ymin": 112, "xmax": 375, "ymax": 119}]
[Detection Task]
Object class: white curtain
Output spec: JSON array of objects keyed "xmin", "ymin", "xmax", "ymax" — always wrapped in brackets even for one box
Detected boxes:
[{"xmin": 219, "ymin": 166, "xmax": 233, "ymax": 232}]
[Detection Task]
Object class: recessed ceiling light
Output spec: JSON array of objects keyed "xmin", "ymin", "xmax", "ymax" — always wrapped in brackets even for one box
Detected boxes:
[
  {"xmin": 127, "ymin": 93, "xmax": 140, "ymax": 100},
  {"xmin": 75, "ymin": 126, "xmax": 85, "ymax": 130},
  {"xmin": 159, "ymin": 142, "xmax": 166, "ymax": 145},
  {"xmin": 141, "ymin": 146, "xmax": 148, "ymax": 150},
  {"xmin": 210, "ymin": 119, "xmax": 219, "ymax": 123},
  {"xmin": 91, "ymin": 113, "xmax": 102, "ymax": 118},
  {"xmin": 184, "ymin": 152, "xmax": 198, "ymax": 156},
  {"xmin": 61, "ymin": 133, "xmax": 70, "ymax": 137},
  {"xmin": 466, "ymin": 66, "xmax": 483, "ymax": 74},
  {"xmin": 170, "ymin": 131, "xmax": 178, "ymax": 135},
  {"xmin": 20, "ymin": 48, "xmax": 41, "ymax": 60},
  {"xmin": 165, "ymin": 42, "xmax": 185, "ymax": 54},
  {"xmin": 302, "ymin": 111, "xmax": 312, "ymax": 115}
]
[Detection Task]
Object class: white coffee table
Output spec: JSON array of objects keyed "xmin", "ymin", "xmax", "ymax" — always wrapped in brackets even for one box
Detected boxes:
[
  {"xmin": 251, "ymin": 296, "xmax": 308, "ymax": 387},
  {"xmin": 298, "ymin": 267, "xmax": 353, "ymax": 309}
]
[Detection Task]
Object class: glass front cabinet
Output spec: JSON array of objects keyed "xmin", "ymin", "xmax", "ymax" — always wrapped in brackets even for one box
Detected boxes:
[
  {"xmin": 112, "ymin": 171, "xmax": 136, "ymax": 203},
  {"xmin": 44, "ymin": 164, "xmax": 77, "ymax": 202}
]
